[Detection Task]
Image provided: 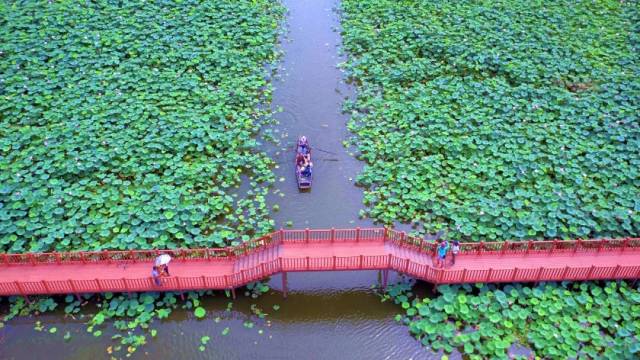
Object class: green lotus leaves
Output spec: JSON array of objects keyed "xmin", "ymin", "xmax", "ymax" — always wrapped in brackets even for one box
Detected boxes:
[
  {"xmin": 386, "ymin": 281, "xmax": 640, "ymax": 358},
  {"xmin": 341, "ymin": 0, "xmax": 640, "ymax": 240},
  {"xmin": 0, "ymin": 0, "xmax": 285, "ymax": 253}
]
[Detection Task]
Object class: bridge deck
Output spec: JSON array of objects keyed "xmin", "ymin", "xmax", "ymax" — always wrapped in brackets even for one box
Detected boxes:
[{"xmin": 1, "ymin": 228, "xmax": 639, "ymax": 296}]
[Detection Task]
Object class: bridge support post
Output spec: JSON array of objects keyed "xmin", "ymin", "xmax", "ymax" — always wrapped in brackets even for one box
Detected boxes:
[
  {"xmin": 633, "ymin": 268, "xmax": 640, "ymax": 287},
  {"xmin": 282, "ymin": 272, "xmax": 288, "ymax": 298},
  {"xmin": 15, "ymin": 281, "xmax": 30, "ymax": 304},
  {"xmin": 382, "ymin": 269, "xmax": 389, "ymax": 289},
  {"xmin": 231, "ymin": 288, "xmax": 236, "ymax": 299}
]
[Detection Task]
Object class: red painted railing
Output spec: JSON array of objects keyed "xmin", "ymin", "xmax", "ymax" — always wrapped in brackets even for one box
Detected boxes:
[{"xmin": 1, "ymin": 228, "xmax": 639, "ymax": 296}]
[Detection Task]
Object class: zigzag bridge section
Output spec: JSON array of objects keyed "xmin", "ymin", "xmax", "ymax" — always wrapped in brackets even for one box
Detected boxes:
[{"xmin": 1, "ymin": 228, "xmax": 639, "ymax": 298}]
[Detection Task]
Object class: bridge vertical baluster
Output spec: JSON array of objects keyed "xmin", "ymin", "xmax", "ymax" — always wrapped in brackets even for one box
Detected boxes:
[
  {"xmin": 501, "ymin": 241, "xmax": 509, "ymax": 255},
  {"xmin": 68, "ymin": 279, "xmax": 82, "ymax": 301},
  {"xmin": 122, "ymin": 277, "xmax": 129, "ymax": 294},
  {"xmin": 511, "ymin": 267, "xmax": 518, "ymax": 282},
  {"xmin": 526, "ymin": 241, "xmax": 532, "ymax": 255},
  {"xmin": 95, "ymin": 278, "xmax": 103, "ymax": 292},
  {"xmin": 574, "ymin": 239, "xmax": 581, "ymax": 253},
  {"xmin": 333, "ymin": 256, "xmax": 336, "ymax": 270},
  {"xmin": 356, "ymin": 227, "xmax": 360, "ymax": 243},
  {"xmin": 613, "ymin": 265, "xmax": 621, "ymax": 278},
  {"xmin": 437, "ymin": 269, "xmax": 444, "ymax": 284},
  {"xmin": 305, "ymin": 228, "xmax": 310, "ymax": 244},
  {"xmin": 598, "ymin": 239, "xmax": 605, "ymax": 252},
  {"xmin": 28, "ymin": 253, "xmax": 35, "ymax": 266},
  {"xmin": 404, "ymin": 258, "xmax": 410, "ymax": 274},
  {"xmin": 41, "ymin": 280, "xmax": 51, "ymax": 294},
  {"xmin": 561, "ymin": 266, "xmax": 569, "ymax": 280},
  {"xmin": 4, "ymin": 253, "xmax": 9, "ymax": 265},
  {"xmin": 331, "ymin": 228, "xmax": 335, "ymax": 243},
  {"xmin": 461, "ymin": 268, "xmax": 467, "ymax": 283},
  {"xmin": 201, "ymin": 275, "xmax": 206, "ymax": 288},
  {"xmin": 306, "ymin": 256, "xmax": 310, "ymax": 271},
  {"xmin": 586, "ymin": 265, "xmax": 595, "ymax": 279},
  {"xmin": 15, "ymin": 281, "xmax": 29, "ymax": 303},
  {"xmin": 359, "ymin": 255, "xmax": 363, "ymax": 269},
  {"xmin": 485, "ymin": 268, "xmax": 493, "ymax": 282},
  {"xmin": 535, "ymin": 267, "xmax": 543, "ymax": 282},
  {"xmin": 622, "ymin": 238, "xmax": 630, "ymax": 252},
  {"xmin": 478, "ymin": 242, "xmax": 484, "ymax": 256}
]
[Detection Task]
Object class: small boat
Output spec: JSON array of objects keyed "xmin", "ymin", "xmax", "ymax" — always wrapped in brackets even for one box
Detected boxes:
[{"xmin": 295, "ymin": 136, "xmax": 312, "ymax": 190}]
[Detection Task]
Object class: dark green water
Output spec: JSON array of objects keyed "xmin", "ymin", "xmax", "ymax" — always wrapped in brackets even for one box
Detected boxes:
[{"xmin": 1, "ymin": 0, "xmax": 434, "ymax": 359}]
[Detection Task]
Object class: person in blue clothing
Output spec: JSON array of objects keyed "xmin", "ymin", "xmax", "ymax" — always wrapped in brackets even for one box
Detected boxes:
[
  {"xmin": 152, "ymin": 266, "xmax": 162, "ymax": 286},
  {"xmin": 298, "ymin": 136, "xmax": 310, "ymax": 155},
  {"xmin": 436, "ymin": 240, "xmax": 449, "ymax": 268}
]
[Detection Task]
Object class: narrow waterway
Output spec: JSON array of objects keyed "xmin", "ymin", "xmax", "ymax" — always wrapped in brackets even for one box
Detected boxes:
[
  {"xmin": 1, "ymin": 1, "xmax": 434, "ymax": 359},
  {"xmin": 265, "ymin": 1, "xmax": 373, "ymax": 231}
]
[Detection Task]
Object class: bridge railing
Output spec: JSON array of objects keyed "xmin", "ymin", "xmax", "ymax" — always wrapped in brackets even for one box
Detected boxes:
[
  {"xmin": 4, "ymin": 251, "xmax": 639, "ymax": 297},
  {"xmin": 1, "ymin": 247, "xmax": 231, "ymax": 266},
  {"xmin": 2, "ymin": 229, "xmax": 639, "ymax": 267},
  {"xmin": 385, "ymin": 229, "xmax": 640, "ymax": 256}
]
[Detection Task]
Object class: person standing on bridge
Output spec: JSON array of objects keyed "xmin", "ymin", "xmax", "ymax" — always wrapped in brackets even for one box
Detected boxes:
[
  {"xmin": 436, "ymin": 240, "xmax": 449, "ymax": 268},
  {"xmin": 451, "ymin": 240, "xmax": 460, "ymax": 266},
  {"xmin": 152, "ymin": 266, "xmax": 162, "ymax": 286}
]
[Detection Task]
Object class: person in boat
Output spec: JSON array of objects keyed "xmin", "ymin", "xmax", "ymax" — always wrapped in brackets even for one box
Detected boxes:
[
  {"xmin": 296, "ymin": 153, "xmax": 305, "ymax": 168},
  {"xmin": 298, "ymin": 136, "xmax": 310, "ymax": 155},
  {"xmin": 299, "ymin": 156, "xmax": 313, "ymax": 175},
  {"xmin": 301, "ymin": 163, "xmax": 312, "ymax": 177}
]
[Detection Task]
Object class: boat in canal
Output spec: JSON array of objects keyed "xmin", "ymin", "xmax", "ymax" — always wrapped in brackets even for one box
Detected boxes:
[{"xmin": 295, "ymin": 136, "xmax": 312, "ymax": 190}]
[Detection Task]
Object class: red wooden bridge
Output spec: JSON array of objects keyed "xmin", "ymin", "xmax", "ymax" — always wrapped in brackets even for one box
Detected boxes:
[{"xmin": 1, "ymin": 228, "xmax": 639, "ymax": 298}]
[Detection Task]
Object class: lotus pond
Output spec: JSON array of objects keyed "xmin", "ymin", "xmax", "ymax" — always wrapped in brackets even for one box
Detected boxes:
[
  {"xmin": 340, "ymin": 0, "xmax": 640, "ymax": 240},
  {"xmin": 0, "ymin": 0, "xmax": 425, "ymax": 359},
  {"xmin": 2, "ymin": 0, "xmax": 640, "ymax": 359},
  {"xmin": 383, "ymin": 280, "xmax": 640, "ymax": 359},
  {"xmin": 339, "ymin": 0, "xmax": 640, "ymax": 358},
  {"xmin": 0, "ymin": 0, "xmax": 284, "ymax": 253}
]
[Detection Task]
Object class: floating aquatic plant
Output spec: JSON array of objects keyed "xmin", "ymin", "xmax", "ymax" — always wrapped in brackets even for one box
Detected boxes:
[
  {"xmin": 0, "ymin": 0, "xmax": 285, "ymax": 253},
  {"xmin": 340, "ymin": 0, "xmax": 640, "ymax": 240},
  {"xmin": 384, "ymin": 281, "xmax": 640, "ymax": 359}
]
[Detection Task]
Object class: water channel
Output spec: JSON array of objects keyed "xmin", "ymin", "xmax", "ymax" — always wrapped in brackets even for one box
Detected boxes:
[{"xmin": 1, "ymin": 0, "xmax": 433, "ymax": 358}]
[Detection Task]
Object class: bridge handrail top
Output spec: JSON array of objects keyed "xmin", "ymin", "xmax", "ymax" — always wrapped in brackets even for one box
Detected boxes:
[{"xmin": 0, "ymin": 228, "xmax": 638, "ymax": 261}]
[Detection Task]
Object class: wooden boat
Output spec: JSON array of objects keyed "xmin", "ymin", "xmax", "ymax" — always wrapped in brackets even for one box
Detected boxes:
[{"xmin": 295, "ymin": 136, "xmax": 312, "ymax": 190}]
